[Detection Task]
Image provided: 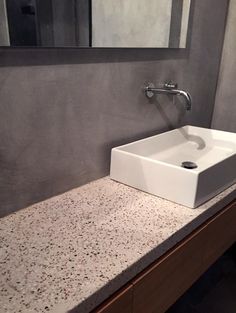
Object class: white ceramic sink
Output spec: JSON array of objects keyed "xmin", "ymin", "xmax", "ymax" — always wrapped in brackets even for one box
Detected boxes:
[{"xmin": 110, "ymin": 125, "xmax": 236, "ymax": 208}]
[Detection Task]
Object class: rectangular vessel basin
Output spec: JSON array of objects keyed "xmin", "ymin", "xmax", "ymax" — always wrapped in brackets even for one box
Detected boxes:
[{"xmin": 110, "ymin": 126, "xmax": 236, "ymax": 208}]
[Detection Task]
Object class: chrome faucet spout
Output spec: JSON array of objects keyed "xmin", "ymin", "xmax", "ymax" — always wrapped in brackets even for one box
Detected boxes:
[
  {"xmin": 144, "ymin": 82, "xmax": 192, "ymax": 111},
  {"xmin": 174, "ymin": 89, "xmax": 192, "ymax": 111}
]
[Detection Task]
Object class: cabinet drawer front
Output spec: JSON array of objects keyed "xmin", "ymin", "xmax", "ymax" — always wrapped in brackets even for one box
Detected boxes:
[
  {"xmin": 93, "ymin": 201, "xmax": 236, "ymax": 313},
  {"xmin": 132, "ymin": 201, "xmax": 236, "ymax": 313},
  {"xmin": 203, "ymin": 201, "xmax": 236, "ymax": 265},
  {"xmin": 132, "ymin": 230, "xmax": 206, "ymax": 313},
  {"xmin": 93, "ymin": 284, "xmax": 133, "ymax": 313}
]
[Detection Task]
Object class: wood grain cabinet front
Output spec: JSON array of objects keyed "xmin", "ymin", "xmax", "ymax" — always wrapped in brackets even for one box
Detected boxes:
[
  {"xmin": 93, "ymin": 200, "xmax": 236, "ymax": 313},
  {"xmin": 132, "ymin": 201, "xmax": 236, "ymax": 313},
  {"xmin": 132, "ymin": 225, "xmax": 207, "ymax": 313},
  {"xmin": 93, "ymin": 284, "xmax": 133, "ymax": 313},
  {"xmin": 203, "ymin": 201, "xmax": 236, "ymax": 266}
]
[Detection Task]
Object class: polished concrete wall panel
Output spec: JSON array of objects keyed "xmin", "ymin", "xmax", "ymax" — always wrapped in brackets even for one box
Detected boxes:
[
  {"xmin": 212, "ymin": 0, "xmax": 236, "ymax": 132},
  {"xmin": 0, "ymin": 0, "xmax": 229, "ymax": 216}
]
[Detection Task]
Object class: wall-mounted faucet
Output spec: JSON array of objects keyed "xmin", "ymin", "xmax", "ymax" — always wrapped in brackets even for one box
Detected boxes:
[{"xmin": 144, "ymin": 82, "xmax": 192, "ymax": 111}]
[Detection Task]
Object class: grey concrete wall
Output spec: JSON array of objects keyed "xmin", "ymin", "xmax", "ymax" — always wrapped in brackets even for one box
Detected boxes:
[
  {"xmin": 0, "ymin": 0, "xmax": 229, "ymax": 217},
  {"xmin": 212, "ymin": 0, "xmax": 236, "ymax": 132}
]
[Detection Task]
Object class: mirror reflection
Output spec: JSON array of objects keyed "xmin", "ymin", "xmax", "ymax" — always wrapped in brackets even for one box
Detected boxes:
[{"xmin": 0, "ymin": 0, "xmax": 192, "ymax": 48}]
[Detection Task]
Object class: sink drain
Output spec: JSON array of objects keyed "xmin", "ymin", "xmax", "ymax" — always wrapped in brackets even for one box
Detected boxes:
[{"xmin": 181, "ymin": 161, "xmax": 198, "ymax": 169}]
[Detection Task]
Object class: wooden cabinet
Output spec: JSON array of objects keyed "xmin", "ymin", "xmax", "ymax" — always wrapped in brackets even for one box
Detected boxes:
[
  {"xmin": 94, "ymin": 200, "xmax": 236, "ymax": 313},
  {"xmin": 93, "ymin": 284, "xmax": 133, "ymax": 313},
  {"xmin": 132, "ymin": 201, "xmax": 236, "ymax": 313},
  {"xmin": 203, "ymin": 202, "xmax": 236, "ymax": 266},
  {"xmin": 132, "ymin": 225, "xmax": 207, "ymax": 313}
]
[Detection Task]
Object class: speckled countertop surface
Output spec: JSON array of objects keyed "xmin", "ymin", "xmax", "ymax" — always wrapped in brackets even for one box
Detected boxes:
[{"xmin": 0, "ymin": 177, "xmax": 236, "ymax": 313}]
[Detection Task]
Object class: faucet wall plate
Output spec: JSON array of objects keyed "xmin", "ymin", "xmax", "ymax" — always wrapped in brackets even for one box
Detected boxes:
[{"xmin": 145, "ymin": 82, "xmax": 155, "ymax": 98}]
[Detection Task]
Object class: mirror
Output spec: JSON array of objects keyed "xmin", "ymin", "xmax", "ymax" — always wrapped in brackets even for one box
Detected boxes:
[{"xmin": 0, "ymin": 0, "xmax": 192, "ymax": 48}]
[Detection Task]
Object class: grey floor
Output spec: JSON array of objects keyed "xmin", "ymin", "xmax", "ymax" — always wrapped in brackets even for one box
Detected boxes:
[{"xmin": 167, "ymin": 244, "xmax": 236, "ymax": 313}]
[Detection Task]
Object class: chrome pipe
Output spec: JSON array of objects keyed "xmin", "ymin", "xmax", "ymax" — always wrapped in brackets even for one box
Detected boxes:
[{"xmin": 144, "ymin": 82, "xmax": 192, "ymax": 111}]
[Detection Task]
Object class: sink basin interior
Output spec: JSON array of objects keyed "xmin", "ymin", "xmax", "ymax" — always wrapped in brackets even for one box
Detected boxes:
[
  {"xmin": 118, "ymin": 126, "xmax": 236, "ymax": 172},
  {"xmin": 111, "ymin": 125, "xmax": 236, "ymax": 208}
]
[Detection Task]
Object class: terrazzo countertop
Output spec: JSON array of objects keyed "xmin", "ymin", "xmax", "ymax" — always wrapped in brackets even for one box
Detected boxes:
[{"xmin": 0, "ymin": 177, "xmax": 236, "ymax": 313}]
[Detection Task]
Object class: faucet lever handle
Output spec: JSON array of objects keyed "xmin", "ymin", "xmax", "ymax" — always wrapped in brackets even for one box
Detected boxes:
[{"xmin": 164, "ymin": 81, "xmax": 178, "ymax": 89}]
